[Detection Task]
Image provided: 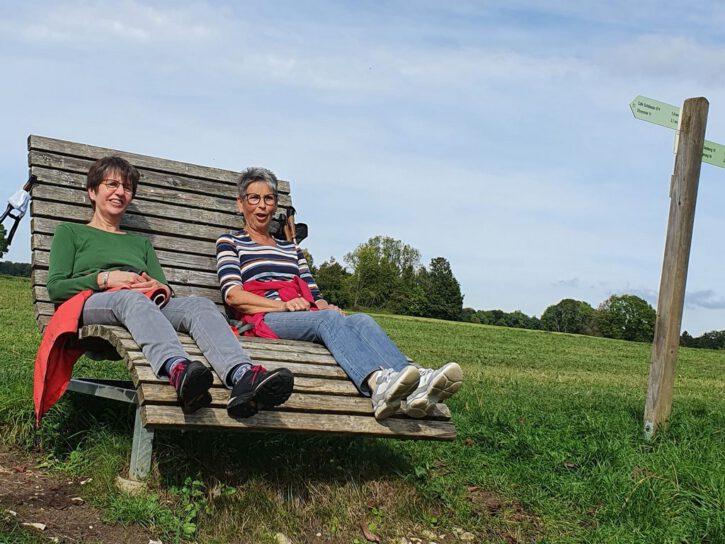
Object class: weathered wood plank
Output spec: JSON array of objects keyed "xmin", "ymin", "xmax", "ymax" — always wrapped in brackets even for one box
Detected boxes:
[
  {"xmin": 29, "ymin": 163, "xmax": 293, "ymax": 208},
  {"xmin": 123, "ymin": 341, "xmax": 338, "ymax": 367},
  {"xmin": 29, "ymin": 135, "xmax": 290, "ymax": 193},
  {"xmin": 33, "ymin": 283, "xmax": 224, "ymax": 307},
  {"xmin": 125, "ymin": 350, "xmax": 347, "ymax": 379},
  {"xmin": 141, "ymin": 405, "xmax": 455, "ymax": 440},
  {"xmin": 32, "ymin": 238, "xmax": 218, "ymax": 277},
  {"xmin": 81, "ymin": 324, "xmax": 327, "ymax": 351},
  {"xmin": 32, "ymin": 217, "xmax": 219, "ymax": 259},
  {"xmin": 132, "ymin": 365, "xmax": 360, "ymax": 395},
  {"xmin": 31, "ymin": 199, "xmax": 229, "ymax": 241},
  {"xmin": 33, "ymin": 252, "xmax": 222, "ymax": 291},
  {"xmin": 32, "ymin": 183, "xmax": 244, "ymax": 230},
  {"xmin": 137, "ymin": 385, "xmax": 451, "ymax": 420}
]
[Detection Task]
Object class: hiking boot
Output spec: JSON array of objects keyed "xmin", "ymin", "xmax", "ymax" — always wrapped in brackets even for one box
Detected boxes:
[
  {"xmin": 402, "ymin": 362, "xmax": 462, "ymax": 418},
  {"xmin": 169, "ymin": 359, "xmax": 213, "ymax": 414},
  {"xmin": 371, "ymin": 365, "xmax": 421, "ymax": 420},
  {"xmin": 227, "ymin": 365, "xmax": 294, "ymax": 418}
]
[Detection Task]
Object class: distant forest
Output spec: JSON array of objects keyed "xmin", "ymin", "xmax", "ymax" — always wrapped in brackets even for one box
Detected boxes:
[{"xmin": 0, "ymin": 260, "xmax": 30, "ymax": 277}]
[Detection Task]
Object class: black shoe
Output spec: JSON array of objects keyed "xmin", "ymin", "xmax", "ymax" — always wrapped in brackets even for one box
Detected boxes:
[
  {"xmin": 170, "ymin": 360, "xmax": 213, "ymax": 414},
  {"xmin": 227, "ymin": 365, "xmax": 294, "ymax": 418}
]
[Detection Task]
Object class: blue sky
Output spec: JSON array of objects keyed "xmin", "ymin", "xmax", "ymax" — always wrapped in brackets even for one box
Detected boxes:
[{"xmin": 2, "ymin": 1, "xmax": 725, "ymax": 334}]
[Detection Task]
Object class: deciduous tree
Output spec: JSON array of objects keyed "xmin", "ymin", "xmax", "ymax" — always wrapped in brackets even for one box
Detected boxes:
[
  {"xmin": 595, "ymin": 294, "xmax": 656, "ymax": 342},
  {"xmin": 541, "ymin": 299, "xmax": 595, "ymax": 334}
]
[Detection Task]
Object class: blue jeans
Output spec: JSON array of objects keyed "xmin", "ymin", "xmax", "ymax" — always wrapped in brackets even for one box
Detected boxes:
[
  {"xmin": 82, "ymin": 290, "xmax": 251, "ymax": 385},
  {"xmin": 263, "ymin": 310, "xmax": 408, "ymax": 395}
]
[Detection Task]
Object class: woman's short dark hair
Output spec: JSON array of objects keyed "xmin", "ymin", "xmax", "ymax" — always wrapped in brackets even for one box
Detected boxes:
[
  {"xmin": 238, "ymin": 167, "xmax": 278, "ymax": 198},
  {"xmin": 86, "ymin": 156, "xmax": 140, "ymax": 200}
]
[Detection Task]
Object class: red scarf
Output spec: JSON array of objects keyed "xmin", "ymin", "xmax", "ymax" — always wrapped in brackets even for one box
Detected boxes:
[
  {"xmin": 33, "ymin": 286, "xmax": 169, "ymax": 425},
  {"xmin": 239, "ymin": 277, "xmax": 317, "ymax": 338}
]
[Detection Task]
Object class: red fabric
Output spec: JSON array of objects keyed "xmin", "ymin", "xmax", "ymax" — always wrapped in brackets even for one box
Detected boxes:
[
  {"xmin": 33, "ymin": 286, "xmax": 170, "ymax": 426},
  {"xmin": 239, "ymin": 277, "xmax": 318, "ymax": 338},
  {"xmin": 33, "ymin": 290, "xmax": 94, "ymax": 426}
]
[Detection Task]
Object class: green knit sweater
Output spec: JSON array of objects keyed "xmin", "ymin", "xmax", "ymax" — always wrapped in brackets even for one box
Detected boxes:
[{"xmin": 47, "ymin": 223, "xmax": 168, "ymax": 302}]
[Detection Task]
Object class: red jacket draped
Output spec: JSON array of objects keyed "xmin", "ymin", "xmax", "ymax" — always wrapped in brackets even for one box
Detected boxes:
[{"xmin": 237, "ymin": 277, "xmax": 317, "ymax": 338}]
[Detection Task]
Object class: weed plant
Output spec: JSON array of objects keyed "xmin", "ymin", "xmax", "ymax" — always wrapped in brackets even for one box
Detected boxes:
[{"xmin": 0, "ymin": 276, "xmax": 723, "ymax": 543}]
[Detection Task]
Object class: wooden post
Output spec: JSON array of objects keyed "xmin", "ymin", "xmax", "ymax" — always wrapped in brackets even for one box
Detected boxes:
[{"xmin": 644, "ymin": 97, "xmax": 709, "ymax": 439}]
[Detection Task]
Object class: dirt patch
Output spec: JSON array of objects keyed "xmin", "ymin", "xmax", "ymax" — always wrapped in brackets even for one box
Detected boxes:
[
  {"xmin": 0, "ymin": 447, "xmax": 153, "ymax": 543},
  {"xmin": 467, "ymin": 486, "xmax": 543, "ymax": 544}
]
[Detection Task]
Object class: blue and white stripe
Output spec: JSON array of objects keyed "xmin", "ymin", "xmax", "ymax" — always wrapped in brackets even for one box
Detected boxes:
[{"xmin": 216, "ymin": 230, "xmax": 322, "ymax": 302}]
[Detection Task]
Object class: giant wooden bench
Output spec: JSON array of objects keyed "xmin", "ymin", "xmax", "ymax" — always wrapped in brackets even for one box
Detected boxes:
[{"xmin": 28, "ymin": 135, "xmax": 456, "ymax": 480}]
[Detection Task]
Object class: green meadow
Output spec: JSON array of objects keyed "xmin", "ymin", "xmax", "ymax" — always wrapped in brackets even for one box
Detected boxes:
[{"xmin": 0, "ymin": 275, "xmax": 723, "ymax": 543}]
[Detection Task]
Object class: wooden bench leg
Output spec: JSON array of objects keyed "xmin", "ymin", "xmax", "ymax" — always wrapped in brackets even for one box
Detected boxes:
[{"xmin": 129, "ymin": 405, "xmax": 154, "ymax": 481}]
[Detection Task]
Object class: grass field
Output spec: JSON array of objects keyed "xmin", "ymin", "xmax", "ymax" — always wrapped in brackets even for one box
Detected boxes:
[{"xmin": 1, "ymin": 275, "xmax": 723, "ymax": 543}]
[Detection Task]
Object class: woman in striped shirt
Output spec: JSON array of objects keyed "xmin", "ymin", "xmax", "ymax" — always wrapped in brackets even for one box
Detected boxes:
[{"xmin": 216, "ymin": 168, "xmax": 462, "ymax": 420}]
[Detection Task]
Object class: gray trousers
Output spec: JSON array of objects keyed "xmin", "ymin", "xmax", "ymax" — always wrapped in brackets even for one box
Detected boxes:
[{"xmin": 82, "ymin": 290, "xmax": 251, "ymax": 386}]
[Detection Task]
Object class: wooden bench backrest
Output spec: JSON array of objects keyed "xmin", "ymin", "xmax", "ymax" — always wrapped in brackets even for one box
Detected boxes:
[{"xmin": 29, "ymin": 135, "xmax": 293, "ymax": 332}]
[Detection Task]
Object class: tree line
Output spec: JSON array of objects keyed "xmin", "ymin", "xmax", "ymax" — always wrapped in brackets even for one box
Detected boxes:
[
  {"xmin": 310, "ymin": 235, "xmax": 724, "ymax": 349},
  {"xmin": 2, "ymin": 226, "xmax": 721, "ymax": 349},
  {"xmin": 309, "ymin": 235, "xmax": 463, "ymax": 321}
]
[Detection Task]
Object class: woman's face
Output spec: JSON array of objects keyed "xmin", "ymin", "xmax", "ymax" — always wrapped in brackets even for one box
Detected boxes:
[
  {"xmin": 88, "ymin": 169, "xmax": 133, "ymax": 218},
  {"xmin": 237, "ymin": 181, "xmax": 277, "ymax": 233}
]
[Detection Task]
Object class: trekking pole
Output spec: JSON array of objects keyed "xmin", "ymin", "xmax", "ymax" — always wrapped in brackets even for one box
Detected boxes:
[{"xmin": 1, "ymin": 175, "xmax": 36, "ymax": 247}]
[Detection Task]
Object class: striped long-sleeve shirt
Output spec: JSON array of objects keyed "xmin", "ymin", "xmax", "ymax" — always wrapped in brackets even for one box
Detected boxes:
[{"xmin": 216, "ymin": 230, "xmax": 323, "ymax": 303}]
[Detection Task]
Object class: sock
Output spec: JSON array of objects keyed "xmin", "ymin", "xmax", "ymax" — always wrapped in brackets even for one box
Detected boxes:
[
  {"xmin": 229, "ymin": 363, "xmax": 253, "ymax": 386},
  {"xmin": 367, "ymin": 370, "xmax": 382, "ymax": 392},
  {"xmin": 164, "ymin": 356, "xmax": 188, "ymax": 387}
]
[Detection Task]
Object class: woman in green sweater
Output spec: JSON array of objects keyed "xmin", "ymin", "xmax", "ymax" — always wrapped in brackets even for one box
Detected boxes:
[{"xmin": 47, "ymin": 156, "xmax": 294, "ymax": 416}]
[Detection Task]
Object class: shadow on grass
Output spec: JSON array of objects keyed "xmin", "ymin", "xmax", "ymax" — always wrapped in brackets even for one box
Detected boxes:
[{"xmin": 48, "ymin": 393, "xmax": 414, "ymax": 489}]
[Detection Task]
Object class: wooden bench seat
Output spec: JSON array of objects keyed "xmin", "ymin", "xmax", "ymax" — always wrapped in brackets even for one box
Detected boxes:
[{"xmin": 29, "ymin": 135, "xmax": 456, "ymax": 481}]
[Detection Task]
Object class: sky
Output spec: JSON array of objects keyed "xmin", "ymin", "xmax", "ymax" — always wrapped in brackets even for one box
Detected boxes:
[{"xmin": 1, "ymin": 0, "xmax": 725, "ymax": 335}]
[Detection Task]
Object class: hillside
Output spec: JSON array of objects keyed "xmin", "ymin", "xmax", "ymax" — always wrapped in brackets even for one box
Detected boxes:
[{"xmin": 1, "ymin": 275, "xmax": 723, "ymax": 543}]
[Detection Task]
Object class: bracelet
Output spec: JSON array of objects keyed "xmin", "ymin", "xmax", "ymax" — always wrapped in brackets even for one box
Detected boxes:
[{"xmin": 102, "ymin": 271, "xmax": 110, "ymax": 290}]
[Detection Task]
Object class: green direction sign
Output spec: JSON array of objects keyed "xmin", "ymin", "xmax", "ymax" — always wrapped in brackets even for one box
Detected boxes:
[
  {"xmin": 630, "ymin": 95, "xmax": 725, "ymax": 168},
  {"xmin": 630, "ymin": 96, "xmax": 679, "ymax": 129}
]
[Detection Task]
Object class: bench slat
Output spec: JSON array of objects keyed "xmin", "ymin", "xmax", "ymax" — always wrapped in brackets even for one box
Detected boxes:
[
  {"xmin": 32, "ymin": 236, "xmax": 217, "ymax": 276},
  {"xmin": 29, "ymin": 163, "xmax": 293, "ymax": 207},
  {"xmin": 29, "ymin": 135, "xmax": 290, "ymax": 193},
  {"xmin": 33, "ymin": 255, "xmax": 223, "ymax": 292},
  {"xmin": 31, "ymin": 198, "xmax": 230, "ymax": 241},
  {"xmin": 33, "ymin": 217, "xmax": 218, "ymax": 259},
  {"xmin": 141, "ymin": 405, "xmax": 456, "ymax": 440},
  {"xmin": 132, "ymin": 365, "xmax": 359, "ymax": 395},
  {"xmin": 125, "ymin": 351, "xmax": 346, "ymax": 379},
  {"xmin": 137, "ymin": 385, "xmax": 451, "ymax": 420},
  {"xmin": 32, "ymin": 183, "xmax": 243, "ymax": 230}
]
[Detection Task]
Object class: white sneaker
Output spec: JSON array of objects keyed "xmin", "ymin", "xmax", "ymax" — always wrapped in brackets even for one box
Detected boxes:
[
  {"xmin": 371, "ymin": 365, "xmax": 421, "ymax": 420},
  {"xmin": 402, "ymin": 362, "xmax": 462, "ymax": 418}
]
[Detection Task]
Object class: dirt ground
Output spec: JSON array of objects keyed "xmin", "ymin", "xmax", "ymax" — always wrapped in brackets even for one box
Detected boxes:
[{"xmin": 0, "ymin": 447, "xmax": 154, "ymax": 544}]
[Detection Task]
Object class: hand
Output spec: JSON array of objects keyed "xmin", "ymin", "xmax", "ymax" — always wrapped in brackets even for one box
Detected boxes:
[
  {"xmin": 129, "ymin": 272, "xmax": 170, "ymax": 296},
  {"xmin": 98, "ymin": 270, "xmax": 144, "ymax": 289},
  {"xmin": 316, "ymin": 299, "xmax": 345, "ymax": 315},
  {"xmin": 283, "ymin": 297, "xmax": 311, "ymax": 312}
]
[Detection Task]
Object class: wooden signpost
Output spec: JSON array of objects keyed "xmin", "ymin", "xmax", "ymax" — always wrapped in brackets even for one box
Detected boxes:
[{"xmin": 631, "ymin": 96, "xmax": 722, "ymax": 439}]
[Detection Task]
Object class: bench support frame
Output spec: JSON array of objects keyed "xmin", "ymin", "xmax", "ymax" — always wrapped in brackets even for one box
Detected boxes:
[{"xmin": 67, "ymin": 378, "xmax": 154, "ymax": 481}]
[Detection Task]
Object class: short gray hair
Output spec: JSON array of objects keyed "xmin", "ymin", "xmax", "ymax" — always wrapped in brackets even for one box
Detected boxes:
[{"xmin": 238, "ymin": 167, "xmax": 278, "ymax": 198}]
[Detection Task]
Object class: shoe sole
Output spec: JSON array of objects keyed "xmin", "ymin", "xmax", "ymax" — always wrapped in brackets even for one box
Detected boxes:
[
  {"xmin": 403, "ymin": 362, "xmax": 462, "ymax": 418},
  {"xmin": 179, "ymin": 365, "xmax": 214, "ymax": 414},
  {"xmin": 374, "ymin": 366, "xmax": 421, "ymax": 420},
  {"xmin": 227, "ymin": 369, "xmax": 295, "ymax": 418}
]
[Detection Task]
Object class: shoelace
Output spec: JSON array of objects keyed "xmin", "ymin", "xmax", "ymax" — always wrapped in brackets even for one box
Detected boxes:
[
  {"xmin": 247, "ymin": 364, "xmax": 267, "ymax": 385},
  {"xmin": 417, "ymin": 368, "xmax": 433, "ymax": 385}
]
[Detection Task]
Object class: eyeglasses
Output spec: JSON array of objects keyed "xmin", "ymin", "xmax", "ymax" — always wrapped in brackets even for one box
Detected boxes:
[
  {"xmin": 243, "ymin": 193, "xmax": 277, "ymax": 206},
  {"xmin": 102, "ymin": 179, "xmax": 134, "ymax": 194}
]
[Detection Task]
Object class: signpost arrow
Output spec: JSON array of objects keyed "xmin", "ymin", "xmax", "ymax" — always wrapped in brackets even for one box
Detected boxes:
[{"xmin": 631, "ymin": 95, "xmax": 725, "ymax": 168}]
